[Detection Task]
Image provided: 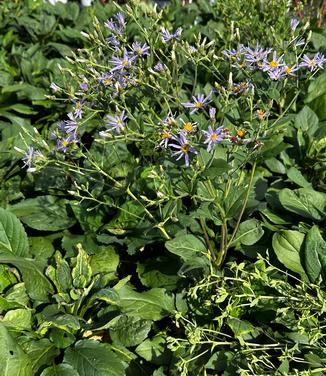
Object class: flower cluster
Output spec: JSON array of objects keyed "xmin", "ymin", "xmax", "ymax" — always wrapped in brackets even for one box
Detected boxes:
[
  {"xmin": 222, "ymin": 42, "xmax": 326, "ymax": 80},
  {"xmin": 51, "ymin": 113, "xmax": 80, "ymax": 153}
]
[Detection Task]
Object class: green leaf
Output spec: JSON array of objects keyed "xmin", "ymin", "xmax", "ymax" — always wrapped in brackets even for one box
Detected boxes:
[
  {"xmin": 64, "ymin": 339, "xmax": 128, "ymax": 376},
  {"xmin": 294, "ymin": 106, "xmax": 319, "ymax": 135},
  {"xmin": 165, "ymin": 234, "xmax": 209, "ymax": 269},
  {"xmin": 303, "ymin": 225, "xmax": 326, "ymax": 282},
  {"xmin": 72, "ymin": 244, "xmax": 92, "ymax": 288},
  {"xmin": 18, "ymin": 338, "xmax": 60, "ymax": 374},
  {"xmin": 109, "ymin": 315, "xmax": 151, "ymax": 347},
  {"xmin": 135, "ymin": 336, "xmax": 170, "ymax": 365},
  {"xmin": 40, "ymin": 364, "xmax": 79, "ymax": 376},
  {"xmin": 279, "ymin": 188, "xmax": 326, "ymax": 221},
  {"xmin": 0, "ymin": 256, "xmax": 53, "ymax": 302},
  {"xmin": 287, "ymin": 167, "xmax": 312, "ymax": 188},
  {"xmin": 0, "ymin": 323, "xmax": 33, "ymax": 375},
  {"xmin": 0, "ymin": 265, "xmax": 17, "ymax": 293},
  {"xmin": 90, "ymin": 245, "xmax": 119, "ymax": 275},
  {"xmin": 305, "ymin": 72, "xmax": 326, "ymax": 103},
  {"xmin": 232, "ymin": 219, "xmax": 264, "ymax": 246},
  {"xmin": 272, "ymin": 230, "xmax": 307, "ymax": 279},
  {"xmin": 116, "ymin": 286, "xmax": 175, "ymax": 321},
  {"xmin": 10, "ymin": 196, "xmax": 76, "ymax": 231},
  {"xmin": 2, "ymin": 309, "xmax": 32, "ymax": 331},
  {"xmin": 0, "ymin": 208, "xmax": 29, "ymax": 257},
  {"xmin": 265, "ymin": 157, "xmax": 286, "ymax": 174}
]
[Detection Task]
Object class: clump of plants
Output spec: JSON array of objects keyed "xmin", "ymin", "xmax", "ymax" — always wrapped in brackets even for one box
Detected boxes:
[{"xmin": 0, "ymin": 0, "xmax": 325, "ymax": 374}]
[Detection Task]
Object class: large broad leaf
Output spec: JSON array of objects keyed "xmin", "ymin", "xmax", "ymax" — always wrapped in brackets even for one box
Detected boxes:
[
  {"xmin": 109, "ymin": 315, "xmax": 152, "ymax": 347},
  {"xmin": 40, "ymin": 364, "xmax": 79, "ymax": 376},
  {"xmin": 135, "ymin": 336, "xmax": 170, "ymax": 365},
  {"xmin": 165, "ymin": 234, "xmax": 209, "ymax": 270},
  {"xmin": 0, "ymin": 323, "xmax": 33, "ymax": 376},
  {"xmin": 116, "ymin": 286, "xmax": 175, "ymax": 321},
  {"xmin": 18, "ymin": 338, "xmax": 60, "ymax": 375},
  {"xmin": 294, "ymin": 106, "xmax": 319, "ymax": 135},
  {"xmin": 303, "ymin": 225, "xmax": 326, "ymax": 283},
  {"xmin": 71, "ymin": 244, "xmax": 92, "ymax": 289},
  {"xmin": 232, "ymin": 219, "xmax": 264, "ymax": 246},
  {"xmin": 2, "ymin": 309, "xmax": 32, "ymax": 331},
  {"xmin": 0, "ymin": 256, "xmax": 53, "ymax": 302},
  {"xmin": 10, "ymin": 196, "xmax": 76, "ymax": 231},
  {"xmin": 272, "ymin": 230, "xmax": 307, "ymax": 279},
  {"xmin": 64, "ymin": 339, "xmax": 128, "ymax": 376},
  {"xmin": 305, "ymin": 72, "xmax": 326, "ymax": 103},
  {"xmin": 0, "ymin": 208, "xmax": 29, "ymax": 257},
  {"xmin": 90, "ymin": 245, "xmax": 119, "ymax": 275},
  {"xmin": 279, "ymin": 188, "xmax": 326, "ymax": 221}
]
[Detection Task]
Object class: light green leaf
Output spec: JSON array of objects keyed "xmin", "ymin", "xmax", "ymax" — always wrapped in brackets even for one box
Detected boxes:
[
  {"xmin": 2, "ymin": 309, "xmax": 32, "ymax": 331},
  {"xmin": 0, "ymin": 323, "xmax": 33, "ymax": 376},
  {"xmin": 90, "ymin": 246, "xmax": 119, "ymax": 275},
  {"xmin": 0, "ymin": 256, "xmax": 53, "ymax": 302},
  {"xmin": 232, "ymin": 219, "xmax": 264, "ymax": 246},
  {"xmin": 272, "ymin": 230, "xmax": 307, "ymax": 279},
  {"xmin": 287, "ymin": 167, "xmax": 312, "ymax": 188},
  {"xmin": 135, "ymin": 336, "xmax": 169, "ymax": 364},
  {"xmin": 64, "ymin": 339, "xmax": 128, "ymax": 376},
  {"xmin": 294, "ymin": 106, "xmax": 319, "ymax": 135},
  {"xmin": 303, "ymin": 225, "xmax": 326, "ymax": 282},
  {"xmin": 279, "ymin": 188, "xmax": 326, "ymax": 221},
  {"xmin": 72, "ymin": 244, "xmax": 92, "ymax": 288},
  {"xmin": 109, "ymin": 315, "xmax": 151, "ymax": 347},
  {"xmin": 116, "ymin": 286, "xmax": 175, "ymax": 321},
  {"xmin": 40, "ymin": 364, "xmax": 79, "ymax": 376},
  {"xmin": 0, "ymin": 208, "xmax": 29, "ymax": 257},
  {"xmin": 10, "ymin": 196, "xmax": 76, "ymax": 231}
]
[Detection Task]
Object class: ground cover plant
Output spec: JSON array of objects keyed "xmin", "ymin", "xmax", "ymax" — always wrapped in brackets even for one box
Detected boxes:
[{"xmin": 0, "ymin": 0, "xmax": 326, "ymax": 375}]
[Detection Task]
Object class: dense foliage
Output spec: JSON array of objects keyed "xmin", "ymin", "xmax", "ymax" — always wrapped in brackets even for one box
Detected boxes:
[{"xmin": 0, "ymin": 0, "xmax": 326, "ymax": 375}]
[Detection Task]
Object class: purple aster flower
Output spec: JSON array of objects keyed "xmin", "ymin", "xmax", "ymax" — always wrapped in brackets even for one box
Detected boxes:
[
  {"xmin": 282, "ymin": 64, "xmax": 299, "ymax": 77},
  {"xmin": 50, "ymin": 82, "xmax": 61, "ymax": 92},
  {"xmin": 115, "ymin": 12, "xmax": 126, "ymax": 28},
  {"xmin": 22, "ymin": 147, "xmax": 35, "ymax": 169},
  {"xmin": 162, "ymin": 111, "xmax": 176, "ymax": 126},
  {"xmin": 131, "ymin": 42, "xmax": 150, "ymax": 58},
  {"xmin": 99, "ymin": 72, "xmax": 115, "ymax": 86},
  {"xmin": 182, "ymin": 93, "xmax": 211, "ymax": 114},
  {"xmin": 244, "ymin": 44, "xmax": 271, "ymax": 67},
  {"xmin": 267, "ymin": 67, "xmax": 285, "ymax": 80},
  {"xmin": 106, "ymin": 35, "xmax": 120, "ymax": 49},
  {"xmin": 154, "ymin": 62, "xmax": 165, "ymax": 72},
  {"xmin": 262, "ymin": 51, "xmax": 285, "ymax": 72},
  {"xmin": 180, "ymin": 119, "xmax": 197, "ymax": 134},
  {"xmin": 202, "ymin": 126, "xmax": 224, "ymax": 152},
  {"xmin": 64, "ymin": 112, "xmax": 78, "ymax": 134},
  {"xmin": 80, "ymin": 82, "xmax": 88, "ymax": 91},
  {"xmin": 160, "ymin": 27, "xmax": 182, "ymax": 43},
  {"xmin": 299, "ymin": 53, "xmax": 326, "ymax": 71},
  {"xmin": 159, "ymin": 130, "xmax": 171, "ymax": 148},
  {"xmin": 73, "ymin": 99, "xmax": 86, "ymax": 119},
  {"xmin": 103, "ymin": 110, "xmax": 127, "ymax": 134},
  {"xmin": 109, "ymin": 48, "xmax": 136, "ymax": 73},
  {"xmin": 104, "ymin": 13, "xmax": 126, "ymax": 35},
  {"xmin": 56, "ymin": 134, "xmax": 78, "ymax": 153},
  {"xmin": 209, "ymin": 107, "xmax": 216, "ymax": 119},
  {"xmin": 291, "ymin": 18, "xmax": 299, "ymax": 31},
  {"xmin": 170, "ymin": 133, "xmax": 197, "ymax": 167}
]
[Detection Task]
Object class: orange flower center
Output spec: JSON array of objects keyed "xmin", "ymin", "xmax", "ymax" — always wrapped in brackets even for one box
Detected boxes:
[
  {"xmin": 237, "ymin": 129, "xmax": 246, "ymax": 138},
  {"xmin": 162, "ymin": 131, "xmax": 169, "ymax": 139}
]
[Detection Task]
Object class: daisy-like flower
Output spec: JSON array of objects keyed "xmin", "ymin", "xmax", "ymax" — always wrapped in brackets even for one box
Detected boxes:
[
  {"xmin": 56, "ymin": 134, "xmax": 78, "ymax": 153},
  {"xmin": 22, "ymin": 147, "xmax": 35, "ymax": 169},
  {"xmin": 267, "ymin": 67, "xmax": 285, "ymax": 80},
  {"xmin": 99, "ymin": 72, "xmax": 115, "ymax": 86},
  {"xmin": 73, "ymin": 99, "xmax": 86, "ymax": 119},
  {"xmin": 162, "ymin": 111, "xmax": 177, "ymax": 126},
  {"xmin": 180, "ymin": 119, "xmax": 197, "ymax": 133},
  {"xmin": 202, "ymin": 126, "xmax": 224, "ymax": 152},
  {"xmin": 104, "ymin": 12, "xmax": 126, "ymax": 35},
  {"xmin": 291, "ymin": 18, "xmax": 299, "ymax": 31},
  {"xmin": 244, "ymin": 44, "xmax": 271, "ymax": 67},
  {"xmin": 154, "ymin": 62, "xmax": 165, "ymax": 72},
  {"xmin": 106, "ymin": 35, "xmax": 120, "ymax": 49},
  {"xmin": 170, "ymin": 132, "xmax": 197, "ymax": 167},
  {"xmin": 159, "ymin": 130, "xmax": 171, "ymax": 148},
  {"xmin": 50, "ymin": 82, "xmax": 61, "ymax": 92},
  {"xmin": 262, "ymin": 51, "xmax": 285, "ymax": 72},
  {"xmin": 282, "ymin": 64, "xmax": 299, "ymax": 77},
  {"xmin": 80, "ymin": 82, "xmax": 88, "ymax": 91},
  {"xmin": 160, "ymin": 27, "xmax": 182, "ymax": 43},
  {"xmin": 182, "ymin": 93, "xmax": 211, "ymax": 114},
  {"xmin": 103, "ymin": 111, "xmax": 127, "ymax": 134},
  {"xmin": 300, "ymin": 53, "xmax": 326, "ymax": 72},
  {"xmin": 131, "ymin": 42, "xmax": 150, "ymax": 58},
  {"xmin": 64, "ymin": 112, "xmax": 78, "ymax": 134},
  {"xmin": 222, "ymin": 45, "xmax": 245, "ymax": 60},
  {"xmin": 109, "ymin": 48, "xmax": 136, "ymax": 73}
]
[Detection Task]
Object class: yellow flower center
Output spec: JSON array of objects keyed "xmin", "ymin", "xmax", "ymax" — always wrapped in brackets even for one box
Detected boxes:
[
  {"xmin": 181, "ymin": 144, "xmax": 189, "ymax": 153},
  {"xmin": 162, "ymin": 131, "xmax": 169, "ymax": 139},
  {"xmin": 270, "ymin": 60, "xmax": 278, "ymax": 68},
  {"xmin": 285, "ymin": 66, "xmax": 292, "ymax": 74},
  {"xmin": 104, "ymin": 78, "xmax": 112, "ymax": 85},
  {"xmin": 76, "ymin": 101, "xmax": 81, "ymax": 109},
  {"xmin": 195, "ymin": 102, "xmax": 203, "ymax": 109},
  {"xmin": 63, "ymin": 140, "xmax": 70, "ymax": 147},
  {"xmin": 237, "ymin": 129, "xmax": 246, "ymax": 138},
  {"xmin": 122, "ymin": 59, "xmax": 128, "ymax": 67},
  {"xmin": 309, "ymin": 59, "xmax": 316, "ymax": 67},
  {"xmin": 183, "ymin": 122, "xmax": 193, "ymax": 132},
  {"xmin": 210, "ymin": 133, "xmax": 217, "ymax": 141}
]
